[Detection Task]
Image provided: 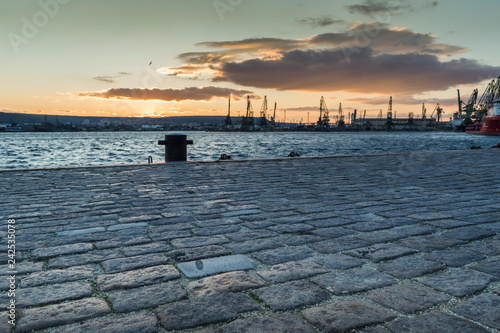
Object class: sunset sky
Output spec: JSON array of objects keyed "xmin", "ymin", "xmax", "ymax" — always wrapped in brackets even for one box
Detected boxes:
[{"xmin": 2, "ymin": 0, "xmax": 500, "ymax": 122}]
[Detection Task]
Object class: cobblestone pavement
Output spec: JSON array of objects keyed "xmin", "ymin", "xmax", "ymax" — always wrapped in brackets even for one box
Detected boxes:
[{"xmin": 1, "ymin": 149, "xmax": 499, "ymax": 333}]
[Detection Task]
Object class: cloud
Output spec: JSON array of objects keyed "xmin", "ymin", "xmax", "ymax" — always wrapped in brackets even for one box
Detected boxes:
[
  {"xmin": 79, "ymin": 86, "xmax": 255, "ymax": 102},
  {"xmin": 347, "ymin": 0, "xmax": 412, "ymax": 16},
  {"xmin": 297, "ymin": 16, "xmax": 345, "ymax": 27},
  {"xmin": 213, "ymin": 47, "xmax": 500, "ymax": 95},
  {"xmin": 93, "ymin": 72, "xmax": 133, "ymax": 83},
  {"xmin": 345, "ymin": 96, "xmax": 458, "ymax": 106}
]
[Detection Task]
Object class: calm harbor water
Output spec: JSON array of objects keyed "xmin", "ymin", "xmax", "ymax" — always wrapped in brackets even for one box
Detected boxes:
[{"xmin": 0, "ymin": 131, "xmax": 498, "ymax": 169}]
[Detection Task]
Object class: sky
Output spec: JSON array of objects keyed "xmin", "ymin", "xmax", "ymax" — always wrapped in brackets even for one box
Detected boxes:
[{"xmin": 1, "ymin": 0, "xmax": 500, "ymax": 122}]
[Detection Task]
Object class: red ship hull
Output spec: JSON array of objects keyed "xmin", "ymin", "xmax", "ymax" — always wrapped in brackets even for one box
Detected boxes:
[{"xmin": 466, "ymin": 116, "xmax": 500, "ymax": 136}]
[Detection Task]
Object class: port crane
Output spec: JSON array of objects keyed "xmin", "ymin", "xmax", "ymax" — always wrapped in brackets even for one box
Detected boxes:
[
  {"xmin": 259, "ymin": 96, "xmax": 268, "ymax": 129},
  {"xmin": 430, "ymin": 104, "xmax": 444, "ymax": 122},
  {"xmin": 457, "ymin": 77, "xmax": 500, "ymax": 126},
  {"xmin": 223, "ymin": 97, "xmax": 234, "ymax": 130},
  {"xmin": 241, "ymin": 95, "xmax": 255, "ymax": 131},
  {"xmin": 317, "ymin": 96, "xmax": 330, "ymax": 128},
  {"xmin": 385, "ymin": 96, "xmax": 395, "ymax": 130},
  {"xmin": 422, "ymin": 104, "xmax": 427, "ymax": 120},
  {"xmin": 270, "ymin": 102, "xmax": 277, "ymax": 127},
  {"xmin": 337, "ymin": 103, "xmax": 345, "ymax": 127}
]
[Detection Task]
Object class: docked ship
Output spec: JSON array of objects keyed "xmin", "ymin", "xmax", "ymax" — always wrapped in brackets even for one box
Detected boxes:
[{"xmin": 466, "ymin": 100, "xmax": 500, "ymax": 136}]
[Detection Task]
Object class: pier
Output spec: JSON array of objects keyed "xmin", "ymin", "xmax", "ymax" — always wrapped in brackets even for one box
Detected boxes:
[{"xmin": 1, "ymin": 150, "xmax": 499, "ymax": 332}]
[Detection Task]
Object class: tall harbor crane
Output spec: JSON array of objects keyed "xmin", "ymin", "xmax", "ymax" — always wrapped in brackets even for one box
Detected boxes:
[
  {"xmin": 385, "ymin": 96, "xmax": 395, "ymax": 130},
  {"xmin": 338, "ymin": 103, "xmax": 345, "ymax": 127},
  {"xmin": 241, "ymin": 95, "xmax": 255, "ymax": 131},
  {"xmin": 223, "ymin": 97, "xmax": 234, "ymax": 130},
  {"xmin": 270, "ymin": 102, "xmax": 277, "ymax": 127},
  {"xmin": 317, "ymin": 96, "xmax": 330, "ymax": 128},
  {"xmin": 422, "ymin": 103, "xmax": 427, "ymax": 120},
  {"xmin": 431, "ymin": 104, "xmax": 444, "ymax": 122},
  {"xmin": 259, "ymin": 96, "xmax": 268, "ymax": 128}
]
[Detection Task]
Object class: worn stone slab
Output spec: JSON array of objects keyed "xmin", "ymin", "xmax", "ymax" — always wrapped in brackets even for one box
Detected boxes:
[
  {"xmin": 220, "ymin": 313, "xmax": 316, "ymax": 333},
  {"xmin": 306, "ymin": 217, "xmax": 355, "ymax": 228},
  {"xmin": 423, "ymin": 248, "xmax": 486, "ymax": 267},
  {"xmin": 50, "ymin": 232, "xmax": 113, "ymax": 246},
  {"xmin": 346, "ymin": 221, "xmax": 392, "ymax": 232},
  {"xmin": 421, "ymin": 269, "xmax": 497, "ymax": 297},
  {"xmin": 423, "ymin": 219, "xmax": 474, "ymax": 229},
  {"xmin": 155, "ymin": 292, "xmax": 260, "ymax": 330},
  {"xmin": 254, "ymin": 280, "xmax": 331, "ymax": 311},
  {"xmin": 149, "ymin": 230, "xmax": 192, "ymax": 241},
  {"xmin": 101, "ymin": 253, "xmax": 168, "ymax": 273},
  {"xmin": 268, "ymin": 223, "xmax": 315, "ymax": 234},
  {"xmin": 226, "ymin": 230, "xmax": 278, "ymax": 242},
  {"xmin": 97, "ymin": 265, "xmax": 180, "ymax": 292},
  {"xmin": 313, "ymin": 254, "xmax": 364, "ymax": 270},
  {"xmin": 31, "ymin": 243, "xmax": 94, "ymax": 259},
  {"xmin": 95, "ymin": 235, "xmax": 151, "ymax": 249},
  {"xmin": 386, "ymin": 311, "xmax": 489, "ymax": 333},
  {"xmin": 177, "ymin": 255, "xmax": 257, "ymax": 278},
  {"xmin": 302, "ymin": 301, "xmax": 397, "ymax": 332},
  {"xmin": 168, "ymin": 245, "xmax": 231, "ymax": 262},
  {"xmin": 465, "ymin": 239, "xmax": 500, "ymax": 256},
  {"xmin": 311, "ymin": 268, "xmax": 396, "ymax": 295},
  {"xmin": 442, "ymin": 227, "xmax": 496, "ymax": 241},
  {"xmin": 252, "ymin": 247, "xmax": 316, "ymax": 265},
  {"xmin": 222, "ymin": 209, "xmax": 263, "ymax": 217},
  {"xmin": 280, "ymin": 234, "xmax": 323, "ymax": 246},
  {"xmin": 347, "ymin": 244, "xmax": 417, "ymax": 262},
  {"xmin": 0, "ymin": 261, "xmax": 44, "ymax": 274},
  {"xmin": 408, "ymin": 212, "xmax": 454, "ymax": 220},
  {"xmin": 472, "ymin": 259, "xmax": 500, "ymax": 278},
  {"xmin": 357, "ymin": 225, "xmax": 437, "ymax": 243},
  {"xmin": 109, "ymin": 281, "xmax": 187, "ymax": 312},
  {"xmin": 0, "ymin": 312, "xmax": 12, "ymax": 333},
  {"xmin": 13, "ymin": 282, "xmax": 93, "ymax": 308},
  {"xmin": 60, "ymin": 313, "xmax": 157, "ymax": 333},
  {"xmin": 20, "ymin": 265, "xmax": 97, "ymax": 288},
  {"xmin": 377, "ymin": 256, "xmax": 446, "ymax": 279},
  {"xmin": 16, "ymin": 298, "xmax": 111, "ymax": 333},
  {"xmin": 309, "ymin": 236, "xmax": 370, "ymax": 254},
  {"xmin": 257, "ymin": 260, "xmax": 330, "ymax": 283},
  {"xmin": 367, "ymin": 283, "xmax": 451, "ymax": 314},
  {"xmin": 192, "ymin": 225, "xmax": 241, "ymax": 236},
  {"xmin": 452, "ymin": 293, "xmax": 500, "ymax": 330},
  {"xmin": 225, "ymin": 238, "xmax": 283, "ymax": 254},
  {"xmin": 311, "ymin": 227, "xmax": 354, "ymax": 239},
  {"xmin": 48, "ymin": 249, "xmax": 122, "ymax": 268},
  {"xmin": 188, "ymin": 271, "xmax": 265, "ymax": 296},
  {"xmin": 121, "ymin": 242, "xmax": 170, "ymax": 256},
  {"xmin": 57, "ymin": 227, "xmax": 106, "ymax": 237},
  {"xmin": 171, "ymin": 235, "xmax": 229, "ymax": 248},
  {"xmin": 107, "ymin": 222, "xmax": 148, "ymax": 231}
]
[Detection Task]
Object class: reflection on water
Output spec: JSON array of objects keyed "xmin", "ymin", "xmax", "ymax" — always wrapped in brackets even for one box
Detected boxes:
[{"xmin": 0, "ymin": 131, "xmax": 498, "ymax": 169}]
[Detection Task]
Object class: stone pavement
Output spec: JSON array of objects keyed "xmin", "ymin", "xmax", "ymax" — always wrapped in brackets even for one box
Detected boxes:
[{"xmin": 0, "ymin": 149, "xmax": 499, "ymax": 332}]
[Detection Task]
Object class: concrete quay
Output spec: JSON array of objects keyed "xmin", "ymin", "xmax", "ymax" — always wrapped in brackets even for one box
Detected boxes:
[{"xmin": 1, "ymin": 149, "xmax": 499, "ymax": 332}]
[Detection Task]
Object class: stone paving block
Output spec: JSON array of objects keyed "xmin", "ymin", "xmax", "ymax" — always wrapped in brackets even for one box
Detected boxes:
[
  {"xmin": 306, "ymin": 217, "xmax": 355, "ymax": 228},
  {"xmin": 177, "ymin": 255, "xmax": 257, "ymax": 278},
  {"xmin": 311, "ymin": 268, "xmax": 396, "ymax": 295},
  {"xmin": 0, "ymin": 312, "xmax": 12, "ymax": 333},
  {"xmin": 254, "ymin": 280, "xmax": 331, "ymax": 311},
  {"xmin": 155, "ymin": 292, "xmax": 261, "ymax": 330},
  {"xmin": 188, "ymin": 271, "xmax": 265, "ymax": 296},
  {"xmin": 423, "ymin": 248, "xmax": 486, "ymax": 267},
  {"xmin": 225, "ymin": 238, "xmax": 283, "ymax": 254},
  {"xmin": 60, "ymin": 313, "xmax": 158, "ymax": 333},
  {"xmin": 377, "ymin": 256, "xmax": 446, "ymax": 279},
  {"xmin": 13, "ymin": 282, "xmax": 93, "ymax": 308},
  {"xmin": 453, "ymin": 293, "xmax": 500, "ymax": 330},
  {"xmin": 366, "ymin": 283, "xmax": 451, "ymax": 314},
  {"xmin": 16, "ymin": 298, "xmax": 111, "ymax": 333},
  {"xmin": 20, "ymin": 265, "xmax": 97, "ymax": 288},
  {"xmin": 50, "ymin": 232, "xmax": 113, "ymax": 246},
  {"xmin": 107, "ymin": 222, "xmax": 148, "ymax": 231},
  {"xmin": 171, "ymin": 235, "xmax": 229, "ymax": 248},
  {"xmin": 257, "ymin": 260, "xmax": 329, "ymax": 283},
  {"xmin": 280, "ymin": 234, "xmax": 323, "ymax": 246},
  {"xmin": 397, "ymin": 234, "xmax": 466, "ymax": 252},
  {"xmin": 109, "ymin": 281, "xmax": 187, "ymax": 312},
  {"xmin": 121, "ymin": 242, "xmax": 170, "ymax": 256},
  {"xmin": 48, "ymin": 249, "xmax": 122, "ymax": 269},
  {"xmin": 313, "ymin": 254, "xmax": 364, "ymax": 270},
  {"xmin": 268, "ymin": 223, "xmax": 315, "ymax": 234},
  {"xmin": 408, "ymin": 212, "xmax": 454, "ymax": 220},
  {"xmin": 168, "ymin": 245, "xmax": 231, "ymax": 262},
  {"xmin": 442, "ymin": 227, "xmax": 496, "ymax": 241},
  {"xmin": 97, "ymin": 265, "xmax": 180, "ymax": 292},
  {"xmin": 149, "ymin": 230, "xmax": 193, "ymax": 241},
  {"xmin": 95, "ymin": 235, "xmax": 151, "ymax": 249},
  {"xmin": 56, "ymin": 227, "xmax": 107, "ymax": 237},
  {"xmin": 222, "ymin": 209, "xmax": 263, "ymax": 217},
  {"xmin": 358, "ymin": 225, "xmax": 437, "ymax": 244},
  {"xmin": 302, "ymin": 301, "xmax": 397, "ymax": 332},
  {"xmin": 251, "ymin": 247, "xmax": 316, "ymax": 265},
  {"xmin": 226, "ymin": 230, "xmax": 278, "ymax": 242},
  {"xmin": 101, "ymin": 253, "xmax": 168, "ymax": 273},
  {"xmin": 309, "ymin": 236, "xmax": 371, "ymax": 254},
  {"xmin": 423, "ymin": 219, "xmax": 473, "ymax": 229},
  {"xmin": 0, "ymin": 261, "xmax": 44, "ymax": 274},
  {"xmin": 346, "ymin": 222, "xmax": 392, "ymax": 232},
  {"xmin": 346, "ymin": 243, "xmax": 417, "ymax": 262},
  {"xmin": 242, "ymin": 221, "xmax": 275, "ymax": 229},
  {"xmin": 386, "ymin": 311, "xmax": 489, "ymax": 333},
  {"xmin": 31, "ymin": 243, "xmax": 94, "ymax": 259},
  {"xmin": 192, "ymin": 225, "xmax": 241, "ymax": 236},
  {"xmin": 119, "ymin": 215, "xmax": 162, "ymax": 223},
  {"xmin": 311, "ymin": 227, "xmax": 354, "ymax": 239},
  {"xmin": 465, "ymin": 239, "xmax": 500, "ymax": 256},
  {"xmin": 472, "ymin": 259, "xmax": 500, "ymax": 278},
  {"xmin": 220, "ymin": 313, "xmax": 316, "ymax": 333},
  {"xmin": 421, "ymin": 269, "xmax": 497, "ymax": 297}
]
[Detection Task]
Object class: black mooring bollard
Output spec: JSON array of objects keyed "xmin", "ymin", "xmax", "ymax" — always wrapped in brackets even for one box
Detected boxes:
[{"xmin": 158, "ymin": 134, "xmax": 193, "ymax": 162}]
